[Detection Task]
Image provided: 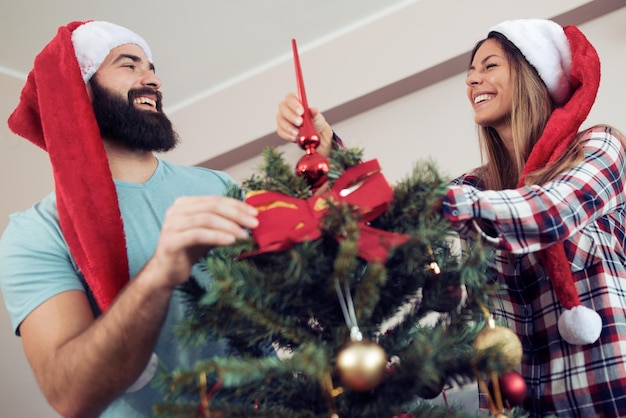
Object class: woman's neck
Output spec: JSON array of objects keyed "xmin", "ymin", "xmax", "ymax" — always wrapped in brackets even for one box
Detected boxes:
[{"xmin": 495, "ymin": 126, "xmax": 514, "ymax": 158}]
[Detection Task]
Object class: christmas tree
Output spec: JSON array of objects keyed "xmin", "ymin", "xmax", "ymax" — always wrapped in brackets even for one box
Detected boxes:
[{"xmin": 153, "ymin": 145, "xmax": 529, "ymax": 418}]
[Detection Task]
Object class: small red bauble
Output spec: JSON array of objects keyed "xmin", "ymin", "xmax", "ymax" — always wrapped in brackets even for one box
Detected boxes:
[
  {"xmin": 499, "ymin": 371, "xmax": 527, "ymax": 406},
  {"xmin": 296, "ymin": 152, "xmax": 329, "ymax": 188}
]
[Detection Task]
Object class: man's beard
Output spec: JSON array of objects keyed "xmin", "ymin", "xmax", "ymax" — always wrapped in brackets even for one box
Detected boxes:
[{"xmin": 89, "ymin": 78, "xmax": 179, "ymax": 152}]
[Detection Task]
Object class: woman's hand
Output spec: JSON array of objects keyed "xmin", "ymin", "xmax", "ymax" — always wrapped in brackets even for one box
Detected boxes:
[{"xmin": 276, "ymin": 92, "xmax": 334, "ymax": 158}]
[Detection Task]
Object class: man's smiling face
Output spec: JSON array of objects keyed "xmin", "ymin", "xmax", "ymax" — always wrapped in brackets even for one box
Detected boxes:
[{"xmin": 87, "ymin": 44, "xmax": 179, "ymax": 152}]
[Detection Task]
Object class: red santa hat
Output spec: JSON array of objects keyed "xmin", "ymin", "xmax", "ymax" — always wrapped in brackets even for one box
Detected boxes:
[
  {"xmin": 489, "ymin": 19, "xmax": 603, "ymax": 345},
  {"xmin": 8, "ymin": 21, "xmax": 153, "ymax": 313}
]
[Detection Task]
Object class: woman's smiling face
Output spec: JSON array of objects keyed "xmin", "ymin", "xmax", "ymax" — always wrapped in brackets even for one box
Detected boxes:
[{"xmin": 466, "ymin": 38, "xmax": 514, "ymax": 133}]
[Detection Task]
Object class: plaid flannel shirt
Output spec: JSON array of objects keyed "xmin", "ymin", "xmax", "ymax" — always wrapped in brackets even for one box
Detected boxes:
[{"xmin": 443, "ymin": 126, "xmax": 626, "ymax": 417}]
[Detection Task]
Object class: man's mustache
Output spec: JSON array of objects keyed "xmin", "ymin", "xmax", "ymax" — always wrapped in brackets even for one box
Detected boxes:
[{"xmin": 128, "ymin": 88, "xmax": 163, "ymax": 111}]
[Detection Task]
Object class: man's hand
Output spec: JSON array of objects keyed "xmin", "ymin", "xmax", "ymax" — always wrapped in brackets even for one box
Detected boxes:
[{"xmin": 147, "ymin": 195, "xmax": 259, "ymax": 289}]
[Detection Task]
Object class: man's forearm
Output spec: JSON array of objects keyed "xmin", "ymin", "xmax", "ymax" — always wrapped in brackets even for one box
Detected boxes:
[{"xmin": 40, "ymin": 269, "xmax": 174, "ymax": 417}]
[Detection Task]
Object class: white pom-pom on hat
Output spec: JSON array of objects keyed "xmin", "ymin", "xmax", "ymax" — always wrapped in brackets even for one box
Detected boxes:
[
  {"xmin": 71, "ymin": 21, "xmax": 153, "ymax": 82},
  {"xmin": 558, "ymin": 306, "xmax": 603, "ymax": 345},
  {"xmin": 489, "ymin": 19, "xmax": 573, "ymax": 106}
]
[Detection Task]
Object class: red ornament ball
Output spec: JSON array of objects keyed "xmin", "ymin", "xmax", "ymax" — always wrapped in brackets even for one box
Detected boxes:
[
  {"xmin": 499, "ymin": 371, "xmax": 527, "ymax": 406},
  {"xmin": 296, "ymin": 152, "xmax": 329, "ymax": 188},
  {"xmin": 297, "ymin": 132, "xmax": 321, "ymax": 150}
]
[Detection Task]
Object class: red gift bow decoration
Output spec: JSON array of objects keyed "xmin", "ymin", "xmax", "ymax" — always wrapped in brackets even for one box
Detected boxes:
[{"xmin": 244, "ymin": 159, "xmax": 410, "ymax": 262}]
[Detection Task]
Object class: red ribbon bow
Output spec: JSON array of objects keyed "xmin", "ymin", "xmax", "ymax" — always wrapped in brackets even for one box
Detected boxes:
[{"xmin": 245, "ymin": 160, "xmax": 410, "ymax": 262}]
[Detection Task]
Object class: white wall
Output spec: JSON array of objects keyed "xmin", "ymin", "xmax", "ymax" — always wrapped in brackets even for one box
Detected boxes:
[
  {"xmin": 225, "ymin": 8, "xmax": 626, "ymax": 186},
  {"xmin": 1, "ymin": 5, "xmax": 624, "ymax": 418}
]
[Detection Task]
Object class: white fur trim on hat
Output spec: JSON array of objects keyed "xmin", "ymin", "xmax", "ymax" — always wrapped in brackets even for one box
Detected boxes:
[
  {"xmin": 71, "ymin": 21, "xmax": 153, "ymax": 82},
  {"xmin": 489, "ymin": 19, "xmax": 573, "ymax": 106}
]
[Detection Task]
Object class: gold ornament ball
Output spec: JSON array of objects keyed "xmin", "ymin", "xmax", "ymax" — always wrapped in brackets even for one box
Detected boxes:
[
  {"xmin": 336, "ymin": 340, "xmax": 387, "ymax": 391},
  {"xmin": 473, "ymin": 325, "xmax": 523, "ymax": 372}
]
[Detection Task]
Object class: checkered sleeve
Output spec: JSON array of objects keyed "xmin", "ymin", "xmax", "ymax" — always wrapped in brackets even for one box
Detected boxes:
[{"xmin": 442, "ymin": 127, "xmax": 626, "ymax": 254}]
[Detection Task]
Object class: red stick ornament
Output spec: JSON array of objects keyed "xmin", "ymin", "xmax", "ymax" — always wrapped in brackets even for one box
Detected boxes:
[{"xmin": 291, "ymin": 39, "xmax": 329, "ymax": 189}]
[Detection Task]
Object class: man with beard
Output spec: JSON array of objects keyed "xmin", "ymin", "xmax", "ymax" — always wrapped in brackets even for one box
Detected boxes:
[{"xmin": 0, "ymin": 21, "xmax": 263, "ymax": 417}]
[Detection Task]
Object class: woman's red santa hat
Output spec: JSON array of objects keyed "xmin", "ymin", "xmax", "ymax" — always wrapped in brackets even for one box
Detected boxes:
[
  {"xmin": 489, "ymin": 19, "xmax": 603, "ymax": 345},
  {"xmin": 8, "ymin": 21, "xmax": 153, "ymax": 314}
]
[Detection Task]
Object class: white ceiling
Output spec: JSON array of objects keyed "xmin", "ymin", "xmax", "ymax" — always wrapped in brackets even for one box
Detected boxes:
[
  {"xmin": 0, "ymin": 0, "xmax": 410, "ymax": 152},
  {"xmin": 7, "ymin": 1, "xmax": 422, "ymax": 106}
]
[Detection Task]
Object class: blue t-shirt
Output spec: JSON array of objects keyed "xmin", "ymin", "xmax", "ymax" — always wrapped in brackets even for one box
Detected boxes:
[{"xmin": 0, "ymin": 159, "xmax": 236, "ymax": 417}]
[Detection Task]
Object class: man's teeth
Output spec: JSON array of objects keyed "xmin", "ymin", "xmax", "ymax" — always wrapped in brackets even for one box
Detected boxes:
[
  {"xmin": 474, "ymin": 94, "xmax": 494, "ymax": 104},
  {"xmin": 134, "ymin": 97, "xmax": 156, "ymax": 107}
]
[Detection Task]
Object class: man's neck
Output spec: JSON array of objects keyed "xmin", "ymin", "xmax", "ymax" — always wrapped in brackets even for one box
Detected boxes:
[{"xmin": 103, "ymin": 139, "xmax": 159, "ymax": 184}]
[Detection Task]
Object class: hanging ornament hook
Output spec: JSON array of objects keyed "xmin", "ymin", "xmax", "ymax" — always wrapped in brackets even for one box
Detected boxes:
[
  {"xmin": 334, "ymin": 278, "xmax": 388, "ymax": 391},
  {"xmin": 334, "ymin": 278, "xmax": 362, "ymax": 341}
]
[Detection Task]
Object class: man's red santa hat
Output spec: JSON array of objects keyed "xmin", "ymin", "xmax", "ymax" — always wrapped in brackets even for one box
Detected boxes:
[
  {"xmin": 8, "ymin": 21, "xmax": 153, "ymax": 314},
  {"xmin": 489, "ymin": 19, "xmax": 603, "ymax": 345}
]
